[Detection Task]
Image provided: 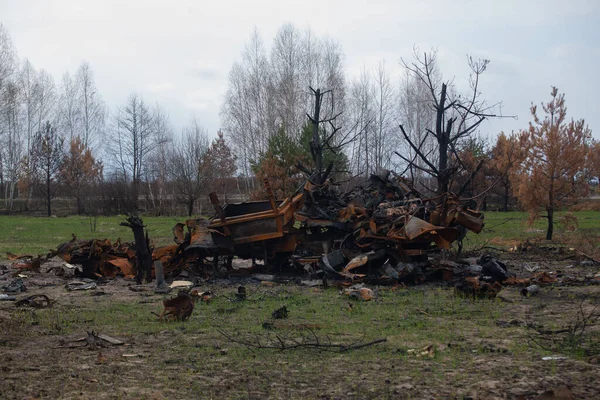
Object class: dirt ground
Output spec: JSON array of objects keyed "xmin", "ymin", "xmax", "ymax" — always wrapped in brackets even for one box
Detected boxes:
[{"xmin": 1, "ymin": 250, "xmax": 599, "ymax": 400}]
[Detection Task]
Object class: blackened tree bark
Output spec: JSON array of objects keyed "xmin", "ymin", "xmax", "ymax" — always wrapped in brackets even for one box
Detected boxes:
[
  {"xmin": 305, "ymin": 87, "xmax": 343, "ymax": 184},
  {"xmin": 120, "ymin": 214, "xmax": 152, "ymax": 283},
  {"xmin": 395, "ymin": 50, "xmax": 512, "ymax": 198},
  {"xmin": 546, "ymin": 206, "xmax": 554, "ymax": 241}
]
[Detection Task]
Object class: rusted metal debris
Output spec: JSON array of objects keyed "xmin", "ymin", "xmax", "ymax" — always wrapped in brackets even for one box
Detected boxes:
[
  {"xmin": 13, "ymin": 170, "xmax": 555, "ymax": 297},
  {"xmin": 15, "ymin": 294, "xmax": 52, "ymax": 308},
  {"xmin": 15, "ymin": 170, "xmax": 487, "ymax": 286},
  {"xmin": 171, "ymin": 170, "xmax": 485, "ymax": 284}
]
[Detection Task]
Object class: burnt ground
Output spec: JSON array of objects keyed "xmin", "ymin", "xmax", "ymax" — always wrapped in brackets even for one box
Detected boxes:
[{"xmin": 1, "ymin": 250, "xmax": 599, "ymax": 400}]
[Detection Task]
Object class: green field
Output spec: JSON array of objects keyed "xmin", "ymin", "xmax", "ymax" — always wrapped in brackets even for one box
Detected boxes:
[
  {"xmin": 0, "ymin": 215, "xmax": 183, "ymax": 258},
  {"xmin": 462, "ymin": 210, "xmax": 600, "ymax": 254},
  {"xmin": 1, "ymin": 211, "xmax": 598, "ymax": 259}
]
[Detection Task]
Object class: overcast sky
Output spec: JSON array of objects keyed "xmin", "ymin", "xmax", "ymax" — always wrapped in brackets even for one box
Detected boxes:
[{"xmin": 2, "ymin": 0, "xmax": 598, "ymax": 142}]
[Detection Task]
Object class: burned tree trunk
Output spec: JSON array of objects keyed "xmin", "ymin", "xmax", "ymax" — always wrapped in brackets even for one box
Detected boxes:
[
  {"xmin": 187, "ymin": 199, "xmax": 194, "ymax": 217},
  {"xmin": 310, "ymin": 88, "xmax": 323, "ymax": 183},
  {"xmin": 396, "ymin": 52, "xmax": 512, "ymax": 198},
  {"xmin": 120, "ymin": 214, "xmax": 152, "ymax": 284},
  {"xmin": 305, "ymin": 87, "xmax": 342, "ymax": 185}
]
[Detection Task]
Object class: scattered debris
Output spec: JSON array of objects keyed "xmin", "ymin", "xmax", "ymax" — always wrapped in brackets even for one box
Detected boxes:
[
  {"xmin": 521, "ymin": 284, "xmax": 541, "ymax": 297},
  {"xmin": 13, "ymin": 257, "xmax": 42, "ymax": 272},
  {"xmin": 531, "ymin": 271, "xmax": 557, "ymax": 284},
  {"xmin": 170, "ymin": 280, "xmax": 193, "ymax": 289},
  {"xmin": 263, "ymin": 321, "xmax": 323, "ymax": 330},
  {"xmin": 345, "ymin": 287, "xmax": 375, "ymax": 301},
  {"xmin": 191, "ymin": 289, "xmax": 214, "ymax": 303},
  {"xmin": 57, "ymin": 331, "xmax": 125, "ymax": 349},
  {"xmin": 531, "ymin": 384, "xmax": 574, "ymax": 400},
  {"xmin": 53, "ymin": 262, "xmax": 83, "ymax": 278},
  {"xmin": 407, "ymin": 344, "xmax": 436, "ymax": 358},
  {"xmin": 65, "ymin": 281, "xmax": 97, "ymax": 291},
  {"xmin": 2, "ymin": 278, "xmax": 27, "ymax": 293},
  {"xmin": 15, "ymin": 294, "xmax": 52, "ymax": 308},
  {"xmin": 454, "ymin": 277, "xmax": 502, "ymax": 299},
  {"xmin": 271, "ymin": 306, "xmax": 289, "ymax": 319},
  {"xmin": 541, "ymin": 355, "xmax": 569, "ymax": 361},
  {"xmin": 218, "ymin": 328, "xmax": 386, "ymax": 353},
  {"xmin": 0, "ymin": 294, "xmax": 16, "ymax": 301},
  {"xmin": 235, "ymin": 286, "xmax": 246, "ymax": 301},
  {"xmin": 479, "ymin": 255, "xmax": 510, "ymax": 283}
]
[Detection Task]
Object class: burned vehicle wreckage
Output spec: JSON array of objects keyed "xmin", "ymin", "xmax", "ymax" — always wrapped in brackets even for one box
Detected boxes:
[
  {"xmin": 35, "ymin": 168, "xmax": 484, "ymax": 288},
  {"xmin": 169, "ymin": 169, "xmax": 484, "ymax": 284}
]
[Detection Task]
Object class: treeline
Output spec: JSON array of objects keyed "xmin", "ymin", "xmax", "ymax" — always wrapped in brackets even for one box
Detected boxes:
[
  {"xmin": 0, "ymin": 24, "xmax": 236, "ymax": 216},
  {"xmin": 1, "ymin": 23, "xmax": 598, "ymax": 227}
]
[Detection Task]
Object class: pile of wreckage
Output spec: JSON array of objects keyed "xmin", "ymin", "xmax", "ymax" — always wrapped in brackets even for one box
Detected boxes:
[
  {"xmin": 174, "ymin": 170, "xmax": 485, "ymax": 282},
  {"xmin": 6, "ymin": 169, "xmax": 592, "ymax": 298},
  {"xmin": 3, "ymin": 170, "xmax": 500, "ymax": 291}
]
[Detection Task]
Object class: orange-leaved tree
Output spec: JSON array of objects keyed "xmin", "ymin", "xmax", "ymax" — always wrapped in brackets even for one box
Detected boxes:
[
  {"xmin": 60, "ymin": 137, "xmax": 103, "ymax": 214},
  {"xmin": 489, "ymin": 132, "xmax": 527, "ymax": 211},
  {"xmin": 514, "ymin": 87, "xmax": 592, "ymax": 240}
]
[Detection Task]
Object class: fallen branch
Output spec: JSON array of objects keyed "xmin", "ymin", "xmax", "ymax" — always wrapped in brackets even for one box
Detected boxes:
[
  {"xmin": 55, "ymin": 331, "xmax": 125, "ymax": 349},
  {"xmin": 217, "ymin": 328, "xmax": 386, "ymax": 353},
  {"xmin": 572, "ymin": 248, "xmax": 600, "ymax": 265},
  {"xmin": 15, "ymin": 294, "xmax": 53, "ymax": 308},
  {"xmin": 526, "ymin": 299, "xmax": 600, "ymax": 356}
]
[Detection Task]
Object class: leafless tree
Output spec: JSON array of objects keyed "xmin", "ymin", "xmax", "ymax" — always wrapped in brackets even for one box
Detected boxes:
[
  {"xmin": 16, "ymin": 61, "xmax": 58, "ymax": 206},
  {"xmin": 271, "ymin": 23, "xmax": 303, "ymax": 137},
  {"xmin": 75, "ymin": 62, "xmax": 106, "ymax": 150},
  {"xmin": 348, "ymin": 67, "xmax": 375, "ymax": 175},
  {"xmin": 0, "ymin": 24, "xmax": 19, "ymax": 209},
  {"xmin": 34, "ymin": 69, "xmax": 57, "ymax": 131},
  {"xmin": 371, "ymin": 61, "xmax": 397, "ymax": 173},
  {"xmin": 0, "ymin": 80, "xmax": 23, "ymax": 211},
  {"xmin": 397, "ymin": 49, "xmax": 508, "ymax": 196},
  {"xmin": 221, "ymin": 24, "xmax": 346, "ymax": 190},
  {"xmin": 145, "ymin": 105, "xmax": 172, "ymax": 214},
  {"xmin": 347, "ymin": 61, "xmax": 396, "ymax": 176},
  {"xmin": 168, "ymin": 118, "xmax": 210, "ymax": 216},
  {"xmin": 299, "ymin": 29, "xmax": 346, "ymax": 126},
  {"xmin": 32, "ymin": 121, "xmax": 64, "ymax": 216},
  {"xmin": 221, "ymin": 28, "xmax": 273, "ymax": 188},
  {"xmin": 0, "ymin": 24, "xmax": 17, "ymax": 88},
  {"xmin": 18, "ymin": 60, "xmax": 40, "ymax": 155},
  {"xmin": 56, "ymin": 63, "xmax": 105, "ymax": 152},
  {"xmin": 397, "ymin": 67, "xmax": 439, "ymax": 190},
  {"xmin": 109, "ymin": 93, "xmax": 159, "ymax": 209},
  {"xmin": 58, "ymin": 71, "xmax": 81, "ymax": 142}
]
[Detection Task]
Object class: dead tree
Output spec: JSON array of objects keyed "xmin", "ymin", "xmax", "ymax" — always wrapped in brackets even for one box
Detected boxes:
[
  {"xmin": 306, "ymin": 87, "xmax": 337, "ymax": 184},
  {"xmin": 303, "ymin": 87, "xmax": 363, "ymax": 184},
  {"xmin": 120, "ymin": 214, "xmax": 152, "ymax": 283},
  {"xmin": 396, "ymin": 50, "xmax": 513, "ymax": 197}
]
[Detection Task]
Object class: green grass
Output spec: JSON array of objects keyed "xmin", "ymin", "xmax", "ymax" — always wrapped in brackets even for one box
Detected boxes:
[
  {"xmin": 0, "ymin": 215, "xmax": 184, "ymax": 258},
  {"xmin": 1, "ymin": 210, "xmax": 598, "ymax": 259},
  {"xmin": 463, "ymin": 210, "xmax": 600, "ymax": 252}
]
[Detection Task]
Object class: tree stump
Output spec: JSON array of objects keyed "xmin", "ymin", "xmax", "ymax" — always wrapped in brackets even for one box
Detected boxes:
[{"xmin": 121, "ymin": 214, "xmax": 152, "ymax": 284}]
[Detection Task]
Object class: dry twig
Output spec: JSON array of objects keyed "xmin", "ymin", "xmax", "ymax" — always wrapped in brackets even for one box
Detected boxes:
[{"xmin": 217, "ymin": 328, "xmax": 386, "ymax": 353}]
